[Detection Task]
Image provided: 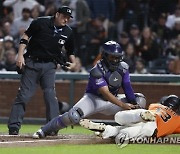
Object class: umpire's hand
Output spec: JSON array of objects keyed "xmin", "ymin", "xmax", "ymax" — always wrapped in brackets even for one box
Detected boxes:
[
  {"xmin": 64, "ymin": 62, "xmax": 76, "ymax": 71},
  {"xmin": 16, "ymin": 55, "xmax": 25, "ymax": 69}
]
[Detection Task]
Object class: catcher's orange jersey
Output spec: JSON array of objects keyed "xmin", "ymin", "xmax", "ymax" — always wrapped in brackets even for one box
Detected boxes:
[{"xmin": 148, "ymin": 103, "xmax": 180, "ymax": 137}]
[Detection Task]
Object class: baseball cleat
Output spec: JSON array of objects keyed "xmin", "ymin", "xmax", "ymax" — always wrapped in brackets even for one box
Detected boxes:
[
  {"xmin": 140, "ymin": 110, "xmax": 156, "ymax": 121},
  {"xmin": 32, "ymin": 129, "xmax": 45, "ymax": 139},
  {"xmin": 79, "ymin": 119, "xmax": 106, "ymax": 132},
  {"xmin": 94, "ymin": 131, "xmax": 102, "ymax": 137},
  {"xmin": 102, "ymin": 125, "xmax": 119, "ymax": 139}
]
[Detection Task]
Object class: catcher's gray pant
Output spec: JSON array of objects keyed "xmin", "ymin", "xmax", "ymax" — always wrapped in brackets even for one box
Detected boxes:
[
  {"xmin": 8, "ymin": 58, "xmax": 59, "ymax": 130},
  {"xmin": 41, "ymin": 93, "xmax": 146, "ymax": 134}
]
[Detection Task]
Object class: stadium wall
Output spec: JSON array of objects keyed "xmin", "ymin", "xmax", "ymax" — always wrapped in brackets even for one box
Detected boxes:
[{"xmin": 0, "ymin": 79, "xmax": 180, "ymax": 120}]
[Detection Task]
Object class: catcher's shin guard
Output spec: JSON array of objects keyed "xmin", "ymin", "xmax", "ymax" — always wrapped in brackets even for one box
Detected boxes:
[{"xmin": 42, "ymin": 107, "xmax": 84, "ymax": 134}]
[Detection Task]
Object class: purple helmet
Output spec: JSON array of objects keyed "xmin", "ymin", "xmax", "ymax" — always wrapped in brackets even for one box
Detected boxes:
[{"xmin": 101, "ymin": 41, "xmax": 124, "ymax": 71}]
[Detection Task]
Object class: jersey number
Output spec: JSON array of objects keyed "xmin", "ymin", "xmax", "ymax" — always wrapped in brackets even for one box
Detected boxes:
[{"xmin": 161, "ymin": 113, "xmax": 171, "ymax": 122}]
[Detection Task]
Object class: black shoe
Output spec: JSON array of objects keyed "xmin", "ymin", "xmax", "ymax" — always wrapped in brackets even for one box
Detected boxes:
[{"xmin": 9, "ymin": 128, "xmax": 19, "ymax": 135}]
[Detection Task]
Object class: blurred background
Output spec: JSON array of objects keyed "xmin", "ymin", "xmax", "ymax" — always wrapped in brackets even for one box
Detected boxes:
[
  {"xmin": 0, "ymin": 0, "xmax": 180, "ymax": 123},
  {"xmin": 0, "ymin": 0, "xmax": 180, "ymax": 74}
]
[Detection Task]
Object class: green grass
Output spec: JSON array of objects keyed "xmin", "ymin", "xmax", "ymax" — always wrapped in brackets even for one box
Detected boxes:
[
  {"xmin": 0, "ymin": 144, "xmax": 180, "ymax": 154},
  {"xmin": 0, "ymin": 124, "xmax": 179, "ymax": 154},
  {"xmin": 0, "ymin": 124, "xmax": 93, "ymax": 135}
]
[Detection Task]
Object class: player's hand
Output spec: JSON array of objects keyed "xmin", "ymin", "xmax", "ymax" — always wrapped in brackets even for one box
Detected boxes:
[
  {"xmin": 16, "ymin": 55, "xmax": 25, "ymax": 69},
  {"xmin": 65, "ymin": 62, "xmax": 76, "ymax": 71},
  {"xmin": 121, "ymin": 103, "xmax": 135, "ymax": 110},
  {"xmin": 134, "ymin": 104, "xmax": 143, "ymax": 109}
]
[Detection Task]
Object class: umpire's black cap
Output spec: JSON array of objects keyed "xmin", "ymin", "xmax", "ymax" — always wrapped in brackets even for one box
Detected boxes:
[{"xmin": 57, "ymin": 6, "xmax": 73, "ymax": 18}]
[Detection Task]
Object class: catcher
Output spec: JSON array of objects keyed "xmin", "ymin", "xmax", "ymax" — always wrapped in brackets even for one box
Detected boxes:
[
  {"xmin": 80, "ymin": 95, "xmax": 180, "ymax": 139},
  {"xmin": 32, "ymin": 40, "xmax": 147, "ymax": 139}
]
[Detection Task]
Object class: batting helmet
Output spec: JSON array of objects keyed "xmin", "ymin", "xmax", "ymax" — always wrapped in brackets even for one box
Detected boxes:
[
  {"xmin": 160, "ymin": 95, "xmax": 180, "ymax": 113},
  {"xmin": 101, "ymin": 41, "xmax": 124, "ymax": 71}
]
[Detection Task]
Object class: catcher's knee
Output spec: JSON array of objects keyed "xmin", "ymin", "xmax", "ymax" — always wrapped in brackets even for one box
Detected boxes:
[
  {"xmin": 68, "ymin": 107, "xmax": 84, "ymax": 124},
  {"xmin": 59, "ymin": 107, "xmax": 84, "ymax": 127},
  {"xmin": 135, "ymin": 93, "xmax": 146, "ymax": 108}
]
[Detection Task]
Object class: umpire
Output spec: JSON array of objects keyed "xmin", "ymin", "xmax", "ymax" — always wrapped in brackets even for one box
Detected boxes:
[{"xmin": 8, "ymin": 6, "xmax": 76, "ymax": 135}]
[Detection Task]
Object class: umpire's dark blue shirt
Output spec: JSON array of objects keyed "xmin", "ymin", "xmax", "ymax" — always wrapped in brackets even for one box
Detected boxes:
[{"xmin": 24, "ymin": 16, "xmax": 75, "ymax": 58}]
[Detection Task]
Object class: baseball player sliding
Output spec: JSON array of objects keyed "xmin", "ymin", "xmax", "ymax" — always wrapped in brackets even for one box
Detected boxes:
[
  {"xmin": 33, "ymin": 40, "xmax": 146, "ymax": 139},
  {"xmin": 80, "ymin": 95, "xmax": 180, "ymax": 139}
]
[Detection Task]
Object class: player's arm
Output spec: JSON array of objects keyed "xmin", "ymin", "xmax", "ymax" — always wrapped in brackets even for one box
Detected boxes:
[
  {"xmin": 98, "ymin": 86, "xmax": 134, "ymax": 110},
  {"xmin": 121, "ymin": 66, "xmax": 137, "ymax": 105}
]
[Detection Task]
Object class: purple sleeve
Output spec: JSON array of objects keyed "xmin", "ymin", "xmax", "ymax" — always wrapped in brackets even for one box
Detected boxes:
[
  {"xmin": 122, "ymin": 71, "xmax": 136, "ymax": 102},
  {"xmin": 90, "ymin": 76, "xmax": 108, "ymax": 89}
]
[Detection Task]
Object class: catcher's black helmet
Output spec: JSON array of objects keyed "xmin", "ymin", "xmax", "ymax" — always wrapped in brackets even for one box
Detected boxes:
[{"xmin": 161, "ymin": 95, "xmax": 180, "ymax": 113}]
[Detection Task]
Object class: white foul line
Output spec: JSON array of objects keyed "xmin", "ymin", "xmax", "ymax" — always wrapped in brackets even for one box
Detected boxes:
[{"xmin": 0, "ymin": 139, "xmax": 91, "ymax": 144}]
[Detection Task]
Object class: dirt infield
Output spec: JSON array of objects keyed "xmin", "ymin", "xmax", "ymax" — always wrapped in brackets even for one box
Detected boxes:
[
  {"xmin": 0, "ymin": 134, "xmax": 114, "ymax": 147},
  {"xmin": 0, "ymin": 134, "xmax": 179, "ymax": 147}
]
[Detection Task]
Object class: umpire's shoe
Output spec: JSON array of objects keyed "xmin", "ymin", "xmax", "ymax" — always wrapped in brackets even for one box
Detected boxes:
[
  {"xmin": 32, "ymin": 129, "xmax": 45, "ymax": 139},
  {"xmin": 9, "ymin": 127, "xmax": 19, "ymax": 135},
  {"xmin": 79, "ymin": 119, "xmax": 106, "ymax": 132}
]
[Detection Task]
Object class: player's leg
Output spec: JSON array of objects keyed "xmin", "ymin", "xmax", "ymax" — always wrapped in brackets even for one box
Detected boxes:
[
  {"xmin": 33, "ymin": 106, "xmax": 84, "ymax": 138},
  {"xmin": 8, "ymin": 62, "xmax": 39, "ymax": 135},
  {"xmin": 115, "ymin": 121, "xmax": 157, "ymax": 141},
  {"xmin": 140, "ymin": 110, "xmax": 156, "ymax": 121},
  {"xmin": 79, "ymin": 119, "xmax": 120, "ymax": 138},
  {"xmin": 33, "ymin": 93, "xmax": 101, "ymax": 138},
  {"xmin": 79, "ymin": 119, "xmax": 106, "ymax": 132},
  {"xmin": 114, "ymin": 109, "xmax": 146, "ymax": 126},
  {"xmin": 102, "ymin": 121, "xmax": 157, "ymax": 140},
  {"xmin": 79, "ymin": 119, "xmax": 153, "ymax": 139}
]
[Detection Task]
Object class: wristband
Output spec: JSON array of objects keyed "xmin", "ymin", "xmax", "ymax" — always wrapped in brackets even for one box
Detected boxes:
[{"xmin": 19, "ymin": 39, "xmax": 28, "ymax": 45}]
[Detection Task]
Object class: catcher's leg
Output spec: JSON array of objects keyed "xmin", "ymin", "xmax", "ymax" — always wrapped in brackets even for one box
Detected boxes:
[{"xmin": 33, "ymin": 107, "xmax": 83, "ymax": 139}]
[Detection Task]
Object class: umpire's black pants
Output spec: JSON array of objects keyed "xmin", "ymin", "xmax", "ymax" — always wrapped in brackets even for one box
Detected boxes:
[{"xmin": 8, "ymin": 58, "xmax": 60, "ymax": 130}]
